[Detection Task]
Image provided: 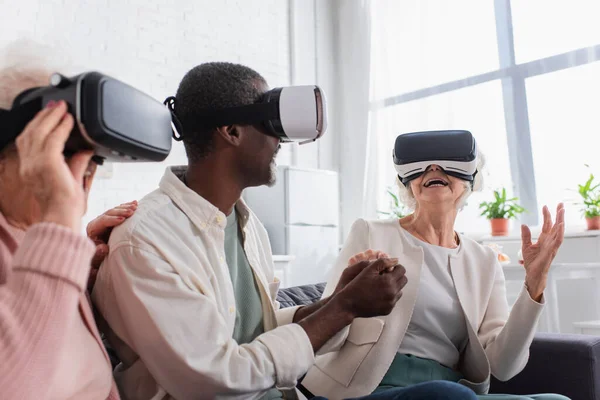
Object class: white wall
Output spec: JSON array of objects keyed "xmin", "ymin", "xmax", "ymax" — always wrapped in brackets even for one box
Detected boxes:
[{"xmin": 1, "ymin": 0, "xmax": 299, "ymax": 225}]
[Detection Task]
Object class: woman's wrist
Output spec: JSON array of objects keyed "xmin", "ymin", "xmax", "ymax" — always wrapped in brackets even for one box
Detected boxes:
[{"xmin": 525, "ymin": 274, "xmax": 547, "ymax": 302}]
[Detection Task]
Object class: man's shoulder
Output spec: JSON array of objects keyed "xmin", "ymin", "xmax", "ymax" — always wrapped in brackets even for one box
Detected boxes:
[{"xmin": 108, "ymin": 189, "xmax": 190, "ymax": 248}]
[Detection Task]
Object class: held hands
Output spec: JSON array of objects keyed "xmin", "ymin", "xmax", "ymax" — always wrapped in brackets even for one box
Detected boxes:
[
  {"xmin": 15, "ymin": 101, "xmax": 92, "ymax": 233},
  {"xmin": 332, "ymin": 250, "xmax": 391, "ymax": 295},
  {"xmin": 521, "ymin": 203, "xmax": 565, "ymax": 302},
  {"xmin": 335, "ymin": 250, "xmax": 408, "ymax": 318},
  {"xmin": 348, "ymin": 249, "xmax": 391, "ymax": 267}
]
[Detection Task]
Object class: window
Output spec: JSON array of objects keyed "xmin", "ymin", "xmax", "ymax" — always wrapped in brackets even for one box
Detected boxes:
[
  {"xmin": 512, "ymin": 0, "xmax": 600, "ymax": 63},
  {"xmin": 369, "ymin": 0, "xmax": 600, "ymax": 234},
  {"xmin": 370, "ymin": 0, "xmax": 499, "ymax": 100},
  {"xmin": 526, "ymin": 62, "xmax": 600, "ymax": 227}
]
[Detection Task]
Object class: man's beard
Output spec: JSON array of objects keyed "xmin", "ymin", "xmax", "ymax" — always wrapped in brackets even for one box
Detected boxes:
[
  {"xmin": 266, "ymin": 159, "xmax": 277, "ymax": 187},
  {"xmin": 266, "ymin": 146, "xmax": 280, "ymax": 187}
]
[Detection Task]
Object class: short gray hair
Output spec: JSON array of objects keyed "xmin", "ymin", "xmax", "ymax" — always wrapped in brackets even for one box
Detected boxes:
[
  {"xmin": 396, "ymin": 150, "xmax": 486, "ymax": 211},
  {"xmin": 0, "ymin": 67, "xmax": 51, "ymax": 109},
  {"xmin": 0, "ymin": 40, "xmax": 62, "ymax": 109},
  {"xmin": 0, "ymin": 40, "xmax": 57, "ymax": 158}
]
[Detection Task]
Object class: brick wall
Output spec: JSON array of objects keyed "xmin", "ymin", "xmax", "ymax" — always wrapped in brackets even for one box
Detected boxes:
[{"xmin": 1, "ymin": 0, "xmax": 293, "ymax": 226}]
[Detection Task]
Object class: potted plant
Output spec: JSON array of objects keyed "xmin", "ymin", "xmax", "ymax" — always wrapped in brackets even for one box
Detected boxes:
[
  {"xmin": 577, "ymin": 173, "xmax": 600, "ymax": 230},
  {"xmin": 479, "ymin": 188, "xmax": 526, "ymax": 236},
  {"xmin": 378, "ymin": 187, "xmax": 408, "ymax": 219}
]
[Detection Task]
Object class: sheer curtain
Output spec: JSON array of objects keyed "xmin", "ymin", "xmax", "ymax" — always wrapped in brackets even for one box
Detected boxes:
[{"xmin": 335, "ymin": 0, "xmax": 375, "ymax": 238}]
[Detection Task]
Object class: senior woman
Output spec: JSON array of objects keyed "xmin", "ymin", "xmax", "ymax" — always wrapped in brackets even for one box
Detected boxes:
[
  {"xmin": 0, "ymin": 66, "xmax": 136, "ymax": 399},
  {"xmin": 302, "ymin": 130, "xmax": 567, "ymax": 400}
]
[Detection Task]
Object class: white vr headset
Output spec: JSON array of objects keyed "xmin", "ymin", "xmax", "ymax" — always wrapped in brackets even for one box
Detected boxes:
[
  {"xmin": 393, "ymin": 130, "xmax": 478, "ymax": 186},
  {"xmin": 168, "ymin": 85, "xmax": 327, "ymax": 145}
]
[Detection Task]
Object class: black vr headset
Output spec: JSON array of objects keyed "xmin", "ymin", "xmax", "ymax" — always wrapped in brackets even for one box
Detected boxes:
[
  {"xmin": 0, "ymin": 72, "xmax": 173, "ymax": 164},
  {"xmin": 393, "ymin": 130, "xmax": 478, "ymax": 186},
  {"xmin": 167, "ymin": 85, "xmax": 327, "ymax": 145}
]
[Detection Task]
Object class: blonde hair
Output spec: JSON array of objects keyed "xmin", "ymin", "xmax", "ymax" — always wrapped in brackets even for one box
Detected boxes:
[{"xmin": 396, "ymin": 150, "xmax": 486, "ymax": 211}]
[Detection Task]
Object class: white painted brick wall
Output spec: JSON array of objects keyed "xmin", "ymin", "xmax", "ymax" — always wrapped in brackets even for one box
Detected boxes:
[{"xmin": 0, "ymin": 0, "xmax": 292, "ymax": 226}]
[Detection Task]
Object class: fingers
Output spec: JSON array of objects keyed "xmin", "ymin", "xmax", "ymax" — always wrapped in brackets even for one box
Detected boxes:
[
  {"xmin": 551, "ymin": 220, "xmax": 565, "ymax": 248},
  {"xmin": 344, "ymin": 259, "xmax": 371, "ymax": 277},
  {"xmin": 547, "ymin": 204, "xmax": 565, "ymax": 248},
  {"xmin": 521, "ymin": 224, "xmax": 532, "ymax": 247},
  {"xmin": 87, "ymin": 215, "xmax": 127, "ymax": 238},
  {"xmin": 541, "ymin": 205, "xmax": 552, "ymax": 233},
  {"xmin": 105, "ymin": 202, "xmax": 138, "ymax": 216},
  {"xmin": 396, "ymin": 275, "xmax": 408, "ymax": 295},
  {"xmin": 366, "ymin": 257, "xmax": 399, "ymax": 275},
  {"xmin": 44, "ymin": 112, "xmax": 74, "ymax": 155},
  {"xmin": 375, "ymin": 251, "xmax": 390, "ymax": 259},
  {"xmin": 348, "ymin": 249, "xmax": 389, "ymax": 265},
  {"xmin": 105, "ymin": 207, "xmax": 135, "ymax": 217},
  {"xmin": 86, "ymin": 201, "xmax": 138, "ymax": 238},
  {"xmin": 36, "ymin": 101, "xmax": 69, "ymax": 142},
  {"xmin": 550, "ymin": 205, "xmax": 565, "ymax": 233},
  {"xmin": 348, "ymin": 251, "xmax": 372, "ymax": 265},
  {"xmin": 555, "ymin": 222, "xmax": 565, "ymax": 245},
  {"xmin": 90, "ymin": 243, "xmax": 109, "ymax": 270},
  {"xmin": 15, "ymin": 102, "xmax": 60, "ymax": 151},
  {"xmin": 23, "ymin": 101, "xmax": 70, "ymax": 155},
  {"xmin": 555, "ymin": 204, "xmax": 565, "ymax": 229},
  {"xmin": 389, "ymin": 264, "xmax": 407, "ymax": 282}
]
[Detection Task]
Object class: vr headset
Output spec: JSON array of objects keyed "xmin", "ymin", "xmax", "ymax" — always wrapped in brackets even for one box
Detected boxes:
[
  {"xmin": 169, "ymin": 85, "xmax": 327, "ymax": 145},
  {"xmin": 0, "ymin": 72, "xmax": 173, "ymax": 164},
  {"xmin": 393, "ymin": 130, "xmax": 478, "ymax": 185}
]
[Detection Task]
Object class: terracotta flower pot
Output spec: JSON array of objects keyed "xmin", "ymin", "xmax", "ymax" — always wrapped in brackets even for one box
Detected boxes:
[
  {"xmin": 490, "ymin": 218, "xmax": 510, "ymax": 236},
  {"xmin": 586, "ymin": 216, "xmax": 600, "ymax": 230}
]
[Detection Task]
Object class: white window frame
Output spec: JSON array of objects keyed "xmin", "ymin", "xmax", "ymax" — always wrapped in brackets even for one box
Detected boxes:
[{"xmin": 369, "ymin": 0, "xmax": 600, "ymax": 226}]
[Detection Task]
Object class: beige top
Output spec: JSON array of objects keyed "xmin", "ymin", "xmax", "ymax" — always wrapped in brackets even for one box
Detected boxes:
[{"xmin": 303, "ymin": 218, "xmax": 545, "ymax": 399}]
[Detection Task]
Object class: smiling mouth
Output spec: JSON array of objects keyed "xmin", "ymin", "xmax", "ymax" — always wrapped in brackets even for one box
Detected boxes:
[{"xmin": 424, "ymin": 178, "xmax": 449, "ymax": 188}]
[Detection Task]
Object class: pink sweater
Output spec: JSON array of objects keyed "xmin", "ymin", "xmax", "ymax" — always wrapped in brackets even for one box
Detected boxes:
[{"xmin": 0, "ymin": 212, "xmax": 120, "ymax": 400}]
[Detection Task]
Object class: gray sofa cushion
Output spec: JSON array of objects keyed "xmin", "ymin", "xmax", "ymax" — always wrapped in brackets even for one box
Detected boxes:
[
  {"xmin": 277, "ymin": 283, "xmax": 600, "ymax": 400},
  {"xmin": 277, "ymin": 282, "xmax": 326, "ymax": 308},
  {"xmin": 490, "ymin": 333, "xmax": 600, "ymax": 400}
]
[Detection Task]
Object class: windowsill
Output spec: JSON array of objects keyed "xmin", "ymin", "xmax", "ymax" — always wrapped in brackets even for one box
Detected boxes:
[{"xmin": 463, "ymin": 228, "xmax": 600, "ymax": 242}]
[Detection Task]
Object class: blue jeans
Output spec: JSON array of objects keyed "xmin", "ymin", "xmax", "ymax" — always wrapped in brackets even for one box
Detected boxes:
[{"xmin": 312, "ymin": 380, "xmax": 477, "ymax": 400}]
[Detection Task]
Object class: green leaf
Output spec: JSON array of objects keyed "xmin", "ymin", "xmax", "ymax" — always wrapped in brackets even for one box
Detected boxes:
[
  {"xmin": 479, "ymin": 187, "xmax": 525, "ymax": 220},
  {"xmin": 576, "ymin": 171, "xmax": 600, "ymax": 217}
]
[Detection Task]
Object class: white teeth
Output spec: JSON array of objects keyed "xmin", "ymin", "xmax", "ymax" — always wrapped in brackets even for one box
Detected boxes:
[{"xmin": 425, "ymin": 179, "xmax": 448, "ymax": 187}]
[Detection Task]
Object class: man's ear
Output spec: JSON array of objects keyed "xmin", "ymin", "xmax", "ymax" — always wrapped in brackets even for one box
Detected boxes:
[{"xmin": 215, "ymin": 125, "xmax": 243, "ymax": 147}]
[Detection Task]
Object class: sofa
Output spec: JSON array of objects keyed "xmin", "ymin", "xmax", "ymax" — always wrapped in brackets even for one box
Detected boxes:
[{"xmin": 277, "ymin": 283, "xmax": 600, "ymax": 400}]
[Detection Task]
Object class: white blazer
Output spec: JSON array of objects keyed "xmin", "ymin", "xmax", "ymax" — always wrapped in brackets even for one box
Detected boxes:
[{"xmin": 302, "ymin": 218, "xmax": 544, "ymax": 400}]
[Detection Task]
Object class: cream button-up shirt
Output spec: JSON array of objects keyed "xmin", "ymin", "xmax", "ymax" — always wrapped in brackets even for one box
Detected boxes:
[{"xmin": 92, "ymin": 166, "xmax": 314, "ymax": 400}]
